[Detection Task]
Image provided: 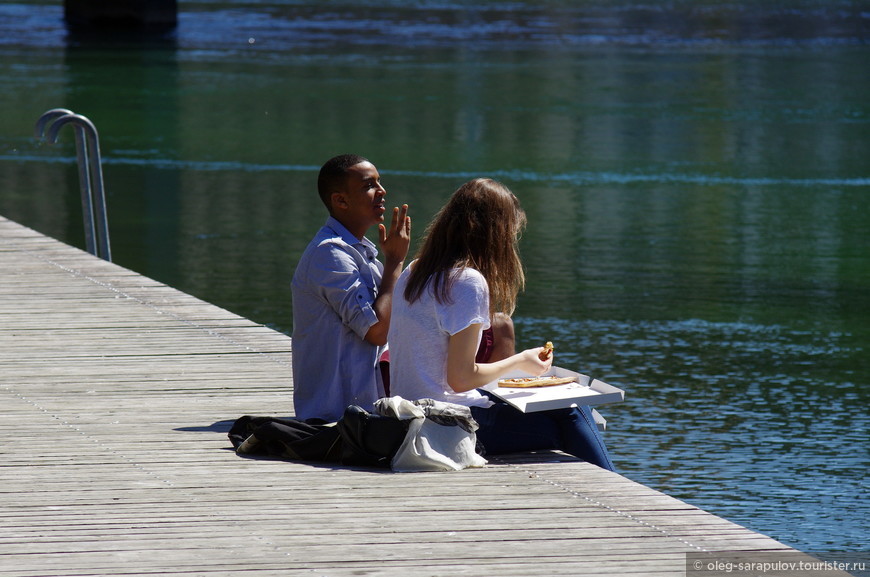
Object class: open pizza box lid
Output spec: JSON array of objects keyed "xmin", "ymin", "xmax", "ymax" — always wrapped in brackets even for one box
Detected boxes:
[{"xmin": 482, "ymin": 365, "xmax": 624, "ymax": 414}]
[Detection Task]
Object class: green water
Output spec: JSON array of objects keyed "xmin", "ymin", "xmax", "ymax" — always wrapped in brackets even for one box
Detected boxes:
[{"xmin": 1, "ymin": 1, "xmax": 868, "ymax": 553}]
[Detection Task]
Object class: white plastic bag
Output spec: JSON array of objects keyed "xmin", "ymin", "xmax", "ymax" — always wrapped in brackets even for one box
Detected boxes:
[{"xmin": 374, "ymin": 397, "xmax": 487, "ymax": 472}]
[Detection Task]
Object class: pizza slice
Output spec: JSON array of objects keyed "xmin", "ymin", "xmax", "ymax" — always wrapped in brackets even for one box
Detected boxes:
[
  {"xmin": 497, "ymin": 375, "xmax": 576, "ymax": 388},
  {"xmin": 538, "ymin": 341, "xmax": 554, "ymax": 361}
]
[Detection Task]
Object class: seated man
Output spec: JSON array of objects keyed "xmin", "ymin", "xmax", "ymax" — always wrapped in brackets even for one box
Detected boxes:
[{"xmin": 291, "ymin": 154, "xmax": 411, "ymax": 423}]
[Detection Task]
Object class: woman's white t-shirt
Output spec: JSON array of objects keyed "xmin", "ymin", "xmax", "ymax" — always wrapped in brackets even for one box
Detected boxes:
[{"xmin": 388, "ymin": 265, "xmax": 493, "ymax": 408}]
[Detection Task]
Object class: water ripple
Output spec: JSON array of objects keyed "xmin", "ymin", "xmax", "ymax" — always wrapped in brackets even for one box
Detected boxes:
[
  {"xmin": 2, "ymin": 1, "xmax": 869, "ymax": 52},
  {"xmin": 513, "ymin": 316, "xmax": 869, "ymax": 550},
  {"xmin": 5, "ymin": 153, "xmax": 870, "ymax": 188}
]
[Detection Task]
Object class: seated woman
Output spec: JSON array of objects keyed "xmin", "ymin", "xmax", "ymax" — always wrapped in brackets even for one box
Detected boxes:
[{"xmin": 387, "ymin": 178, "xmax": 614, "ymax": 470}]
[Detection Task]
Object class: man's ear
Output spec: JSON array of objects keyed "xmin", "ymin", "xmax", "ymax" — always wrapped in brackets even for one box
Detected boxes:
[{"xmin": 331, "ymin": 191, "xmax": 348, "ymax": 211}]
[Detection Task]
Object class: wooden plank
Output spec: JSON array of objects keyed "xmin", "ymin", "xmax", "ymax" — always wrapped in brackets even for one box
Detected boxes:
[{"xmin": 0, "ymin": 214, "xmax": 848, "ymax": 577}]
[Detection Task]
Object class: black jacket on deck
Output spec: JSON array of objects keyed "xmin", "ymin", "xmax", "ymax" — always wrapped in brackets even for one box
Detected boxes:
[{"xmin": 228, "ymin": 406, "xmax": 411, "ymax": 468}]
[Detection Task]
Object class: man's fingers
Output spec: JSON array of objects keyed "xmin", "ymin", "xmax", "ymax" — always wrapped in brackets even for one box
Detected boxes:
[{"xmin": 398, "ymin": 204, "xmax": 410, "ymax": 237}]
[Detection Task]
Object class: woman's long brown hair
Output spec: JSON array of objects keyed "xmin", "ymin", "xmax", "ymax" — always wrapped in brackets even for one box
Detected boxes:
[{"xmin": 404, "ymin": 178, "xmax": 527, "ymax": 316}]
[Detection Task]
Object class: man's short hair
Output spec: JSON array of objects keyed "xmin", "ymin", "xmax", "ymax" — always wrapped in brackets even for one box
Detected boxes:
[{"xmin": 317, "ymin": 154, "xmax": 369, "ymax": 210}]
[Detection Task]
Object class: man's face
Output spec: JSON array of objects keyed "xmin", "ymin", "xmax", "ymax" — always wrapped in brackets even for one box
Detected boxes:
[{"xmin": 337, "ymin": 161, "xmax": 387, "ymax": 227}]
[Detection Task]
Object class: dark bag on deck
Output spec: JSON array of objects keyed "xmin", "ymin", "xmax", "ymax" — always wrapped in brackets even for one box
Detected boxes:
[
  {"xmin": 228, "ymin": 405, "xmax": 410, "ymax": 468},
  {"xmin": 336, "ymin": 405, "xmax": 410, "ymax": 467}
]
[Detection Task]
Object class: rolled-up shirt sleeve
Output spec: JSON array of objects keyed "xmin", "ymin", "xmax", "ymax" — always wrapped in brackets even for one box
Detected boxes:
[{"xmin": 311, "ymin": 241, "xmax": 380, "ymax": 340}]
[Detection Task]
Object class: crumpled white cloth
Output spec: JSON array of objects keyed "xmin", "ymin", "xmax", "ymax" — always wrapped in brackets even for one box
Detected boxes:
[{"xmin": 374, "ymin": 396, "xmax": 487, "ymax": 472}]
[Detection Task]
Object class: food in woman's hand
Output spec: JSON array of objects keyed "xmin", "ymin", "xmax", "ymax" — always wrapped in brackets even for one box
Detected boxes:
[{"xmin": 538, "ymin": 341, "xmax": 554, "ymax": 361}]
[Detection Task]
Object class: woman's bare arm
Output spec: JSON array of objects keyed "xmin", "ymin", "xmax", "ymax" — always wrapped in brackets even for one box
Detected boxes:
[{"xmin": 446, "ymin": 323, "xmax": 552, "ymax": 393}]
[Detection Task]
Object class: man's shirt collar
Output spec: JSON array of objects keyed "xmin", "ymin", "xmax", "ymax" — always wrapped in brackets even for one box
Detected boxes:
[{"xmin": 325, "ymin": 216, "xmax": 378, "ymax": 254}]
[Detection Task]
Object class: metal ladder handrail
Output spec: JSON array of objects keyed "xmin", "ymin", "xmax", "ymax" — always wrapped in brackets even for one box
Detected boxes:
[{"xmin": 35, "ymin": 108, "xmax": 112, "ymax": 262}]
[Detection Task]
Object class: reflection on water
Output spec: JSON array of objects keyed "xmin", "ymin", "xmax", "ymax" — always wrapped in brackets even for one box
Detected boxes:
[{"xmin": 0, "ymin": 0, "xmax": 868, "ymax": 553}]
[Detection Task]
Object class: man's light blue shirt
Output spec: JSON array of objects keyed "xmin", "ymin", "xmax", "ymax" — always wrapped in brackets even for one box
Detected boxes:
[{"xmin": 291, "ymin": 217, "xmax": 385, "ymax": 422}]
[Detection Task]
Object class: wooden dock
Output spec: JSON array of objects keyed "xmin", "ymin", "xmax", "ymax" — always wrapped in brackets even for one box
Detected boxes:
[{"xmin": 0, "ymin": 214, "xmax": 845, "ymax": 577}]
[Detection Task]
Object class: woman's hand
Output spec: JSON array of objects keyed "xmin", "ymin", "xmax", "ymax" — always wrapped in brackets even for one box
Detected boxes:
[{"xmin": 515, "ymin": 346, "xmax": 553, "ymax": 376}]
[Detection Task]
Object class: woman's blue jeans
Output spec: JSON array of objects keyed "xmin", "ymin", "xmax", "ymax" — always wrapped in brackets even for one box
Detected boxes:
[{"xmin": 470, "ymin": 398, "xmax": 615, "ymax": 471}]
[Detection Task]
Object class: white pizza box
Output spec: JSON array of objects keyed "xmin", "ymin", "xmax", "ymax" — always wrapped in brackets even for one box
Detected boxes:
[
  {"xmin": 482, "ymin": 365, "xmax": 624, "ymax": 414},
  {"xmin": 591, "ymin": 409, "xmax": 606, "ymax": 432}
]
